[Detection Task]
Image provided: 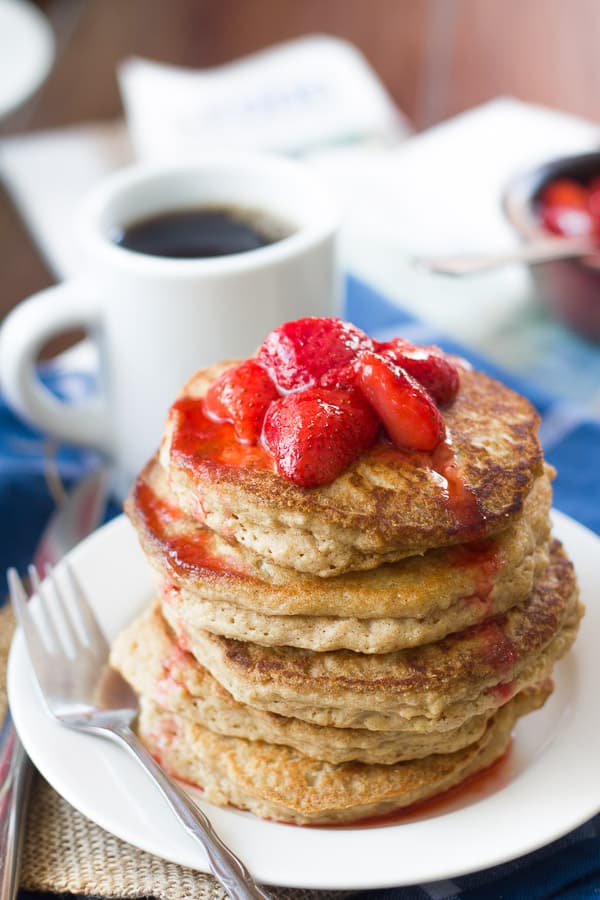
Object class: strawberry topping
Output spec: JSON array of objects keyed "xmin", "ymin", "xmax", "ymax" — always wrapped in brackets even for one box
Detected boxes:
[
  {"xmin": 375, "ymin": 339, "xmax": 460, "ymax": 405},
  {"xmin": 204, "ymin": 359, "xmax": 278, "ymax": 445},
  {"xmin": 541, "ymin": 205, "xmax": 595, "ymax": 238},
  {"xmin": 258, "ymin": 317, "xmax": 372, "ymax": 391},
  {"xmin": 319, "ymin": 359, "xmax": 360, "ymax": 391},
  {"xmin": 588, "ymin": 177, "xmax": 600, "ymax": 221},
  {"xmin": 262, "ymin": 388, "xmax": 379, "ymax": 487},
  {"xmin": 539, "ymin": 178, "xmax": 589, "ymax": 211},
  {"xmin": 196, "ymin": 317, "xmax": 461, "ymax": 487},
  {"xmin": 537, "ymin": 176, "xmax": 600, "ymax": 238},
  {"xmin": 356, "ymin": 351, "xmax": 446, "ymax": 451}
]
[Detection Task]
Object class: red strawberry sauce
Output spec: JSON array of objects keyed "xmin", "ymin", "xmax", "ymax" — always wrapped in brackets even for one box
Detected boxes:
[
  {"xmin": 170, "ymin": 396, "xmax": 275, "ymax": 474},
  {"xmin": 135, "ymin": 476, "xmax": 247, "ymax": 576},
  {"xmin": 450, "ymin": 539, "xmax": 502, "ymax": 615},
  {"xmin": 370, "ymin": 436, "xmax": 485, "ymax": 534},
  {"xmin": 317, "ymin": 741, "xmax": 515, "ymax": 829},
  {"xmin": 168, "ymin": 404, "xmax": 487, "ymax": 531}
]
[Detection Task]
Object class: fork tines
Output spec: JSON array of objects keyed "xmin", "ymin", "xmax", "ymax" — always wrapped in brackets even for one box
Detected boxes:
[{"xmin": 8, "ymin": 564, "xmax": 109, "ymax": 713}]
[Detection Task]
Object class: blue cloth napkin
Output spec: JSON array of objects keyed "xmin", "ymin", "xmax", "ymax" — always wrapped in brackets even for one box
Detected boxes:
[{"xmin": 2, "ymin": 275, "xmax": 599, "ymax": 898}]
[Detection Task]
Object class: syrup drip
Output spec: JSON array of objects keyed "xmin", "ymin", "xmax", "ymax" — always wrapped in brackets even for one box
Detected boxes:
[
  {"xmin": 450, "ymin": 540, "xmax": 502, "ymax": 616},
  {"xmin": 161, "ymin": 581, "xmax": 181, "ymax": 603},
  {"xmin": 470, "ymin": 618, "xmax": 518, "ymax": 676},
  {"xmin": 170, "ymin": 397, "xmax": 275, "ymax": 474},
  {"xmin": 135, "ymin": 480, "xmax": 247, "ymax": 576},
  {"xmin": 429, "ymin": 436, "xmax": 485, "ymax": 532},
  {"xmin": 372, "ymin": 436, "xmax": 486, "ymax": 535},
  {"xmin": 490, "ymin": 681, "xmax": 517, "ymax": 704},
  {"xmin": 146, "ymin": 715, "xmax": 179, "ymax": 756},
  {"xmin": 156, "ymin": 646, "xmax": 189, "ymax": 706},
  {"xmin": 175, "ymin": 617, "xmax": 192, "ymax": 652}
]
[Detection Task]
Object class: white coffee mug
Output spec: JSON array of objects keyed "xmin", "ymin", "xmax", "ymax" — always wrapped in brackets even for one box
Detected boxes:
[{"xmin": 0, "ymin": 154, "xmax": 339, "ymax": 494}]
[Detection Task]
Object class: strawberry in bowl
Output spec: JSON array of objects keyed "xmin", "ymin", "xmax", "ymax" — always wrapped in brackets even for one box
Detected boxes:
[{"xmin": 504, "ymin": 150, "xmax": 600, "ymax": 341}]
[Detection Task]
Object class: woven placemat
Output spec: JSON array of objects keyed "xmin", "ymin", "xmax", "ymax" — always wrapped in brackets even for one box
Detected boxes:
[{"xmin": 1, "ymin": 605, "xmax": 351, "ymax": 899}]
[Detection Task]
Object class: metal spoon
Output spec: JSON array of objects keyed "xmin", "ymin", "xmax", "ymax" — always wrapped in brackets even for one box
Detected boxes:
[{"xmin": 414, "ymin": 235, "xmax": 599, "ymax": 276}]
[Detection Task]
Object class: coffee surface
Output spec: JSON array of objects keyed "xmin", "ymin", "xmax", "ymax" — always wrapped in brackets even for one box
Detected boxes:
[{"xmin": 114, "ymin": 206, "xmax": 290, "ymax": 259}]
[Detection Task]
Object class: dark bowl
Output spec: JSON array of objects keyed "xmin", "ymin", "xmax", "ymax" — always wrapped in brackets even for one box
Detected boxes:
[{"xmin": 503, "ymin": 150, "xmax": 600, "ymax": 342}]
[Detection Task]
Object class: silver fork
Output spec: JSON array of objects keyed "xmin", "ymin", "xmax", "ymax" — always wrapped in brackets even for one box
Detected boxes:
[{"xmin": 8, "ymin": 564, "xmax": 271, "ymax": 900}]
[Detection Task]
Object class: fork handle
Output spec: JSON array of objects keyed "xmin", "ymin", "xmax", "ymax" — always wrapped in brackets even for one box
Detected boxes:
[
  {"xmin": 97, "ymin": 722, "xmax": 271, "ymax": 900},
  {"xmin": 0, "ymin": 714, "xmax": 33, "ymax": 900}
]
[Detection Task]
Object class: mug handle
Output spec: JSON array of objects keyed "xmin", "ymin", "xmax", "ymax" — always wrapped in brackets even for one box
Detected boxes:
[{"xmin": 0, "ymin": 282, "xmax": 111, "ymax": 452}]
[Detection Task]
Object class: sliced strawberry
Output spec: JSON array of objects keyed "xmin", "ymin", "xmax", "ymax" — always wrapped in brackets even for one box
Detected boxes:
[
  {"xmin": 204, "ymin": 359, "xmax": 278, "ymax": 444},
  {"xmin": 356, "ymin": 351, "xmax": 446, "ymax": 451},
  {"xmin": 539, "ymin": 178, "xmax": 588, "ymax": 210},
  {"xmin": 319, "ymin": 359, "xmax": 360, "ymax": 390},
  {"xmin": 588, "ymin": 177, "xmax": 600, "ymax": 224},
  {"xmin": 375, "ymin": 339, "xmax": 460, "ymax": 405},
  {"xmin": 262, "ymin": 388, "xmax": 379, "ymax": 487},
  {"xmin": 541, "ymin": 205, "xmax": 595, "ymax": 237},
  {"xmin": 373, "ymin": 337, "xmax": 414, "ymax": 357},
  {"xmin": 258, "ymin": 317, "xmax": 372, "ymax": 391}
]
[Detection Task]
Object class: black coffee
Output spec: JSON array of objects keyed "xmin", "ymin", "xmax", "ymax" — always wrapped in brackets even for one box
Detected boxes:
[{"xmin": 113, "ymin": 206, "xmax": 291, "ymax": 259}]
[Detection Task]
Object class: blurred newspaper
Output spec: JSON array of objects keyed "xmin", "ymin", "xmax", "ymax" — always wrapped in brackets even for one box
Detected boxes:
[{"xmin": 119, "ymin": 35, "xmax": 411, "ymax": 160}]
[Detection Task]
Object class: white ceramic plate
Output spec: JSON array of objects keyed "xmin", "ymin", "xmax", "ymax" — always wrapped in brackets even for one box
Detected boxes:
[
  {"xmin": 8, "ymin": 510, "xmax": 600, "ymax": 890},
  {"xmin": 0, "ymin": 0, "xmax": 54, "ymax": 118}
]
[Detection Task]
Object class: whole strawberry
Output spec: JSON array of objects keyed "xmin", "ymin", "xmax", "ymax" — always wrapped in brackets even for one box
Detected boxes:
[
  {"xmin": 262, "ymin": 388, "xmax": 379, "ymax": 487},
  {"xmin": 204, "ymin": 359, "xmax": 278, "ymax": 444}
]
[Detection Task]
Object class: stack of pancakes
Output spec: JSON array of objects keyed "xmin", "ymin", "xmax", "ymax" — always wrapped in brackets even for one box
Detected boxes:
[{"xmin": 111, "ymin": 362, "xmax": 583, "ymax": 825}]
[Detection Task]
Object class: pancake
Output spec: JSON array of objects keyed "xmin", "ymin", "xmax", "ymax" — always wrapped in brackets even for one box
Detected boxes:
[
  {"xmin": 160, "ymin": 363, "xmax": 543, "ymax": 576},
  {"xmin": 128, "ymin": 457, "xmax": 553, "ymax": 651},
  {"xmin": 111, "ymin": 603, "xmax": 522, "ymax": 764},
  {"xmin": 137, "ymin": 685, "xmax": 550, "ymax": 825},
  {"xmin": 162, "ymin": 541, "xmax": 582, "ymax": 731},
  {"xmin": 159, "ymin": 541, "xmax": 545, "ymax": 653}
]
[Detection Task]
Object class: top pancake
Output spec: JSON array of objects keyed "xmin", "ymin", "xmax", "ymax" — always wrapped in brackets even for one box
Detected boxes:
[{"xmin": 160, "ymin": 361, "xmax": 543, "ymax": 576}]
